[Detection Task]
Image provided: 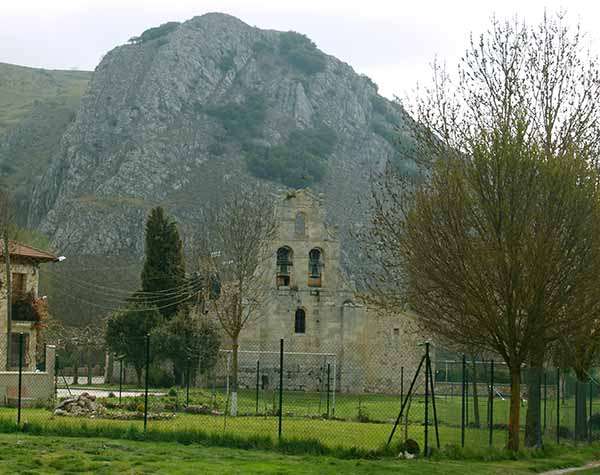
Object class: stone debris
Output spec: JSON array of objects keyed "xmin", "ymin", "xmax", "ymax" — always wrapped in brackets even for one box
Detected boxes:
[
  {"xmin": 183, "ymin": 404, "xmax": 221, "ymax": 416},
  {"xmin": 54, "ymin": 392, "xmax": 105, "ymax": 417}
]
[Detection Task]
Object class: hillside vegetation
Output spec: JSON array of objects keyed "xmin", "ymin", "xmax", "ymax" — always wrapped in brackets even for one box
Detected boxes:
[
  {"xmin": 0, "ymin": 63, "xmax": 90, "ymax": 134},
  {"xmin": 0, "ymin": 63, "xmax": 91, "ymax": 219}
]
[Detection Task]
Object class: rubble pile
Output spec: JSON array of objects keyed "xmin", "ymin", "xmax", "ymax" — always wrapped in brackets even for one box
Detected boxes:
[{"xmin": 54, "ymin": 393, "xmax": 105, "ymax": 417}]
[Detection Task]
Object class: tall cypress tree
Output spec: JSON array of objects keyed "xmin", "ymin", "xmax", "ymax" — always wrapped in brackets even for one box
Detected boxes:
[{"xmin": 141, "ymin": 207, "xmax": 186, "ymax": 318}]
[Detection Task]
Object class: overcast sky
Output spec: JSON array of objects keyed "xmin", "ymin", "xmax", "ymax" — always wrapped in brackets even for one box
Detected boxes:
[{"xmin": 1, "ymin": 0, "xmax": 597, "ymax": 98}]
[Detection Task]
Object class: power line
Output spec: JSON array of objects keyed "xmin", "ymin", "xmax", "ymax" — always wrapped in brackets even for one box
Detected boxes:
[
  {"xmin": 42, "ymin": 266, "xmax": 200, "ymax": 298},
  {"xmin": 47, "ymin": 282, "xmax": 200, "ymax": 314},
  {"xmin": 45, "ymin": 275, "xmax": 201, "ymax": 307}
]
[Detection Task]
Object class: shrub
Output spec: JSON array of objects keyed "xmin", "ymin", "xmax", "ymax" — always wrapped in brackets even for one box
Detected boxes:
[
  {"xmin": 245, "ymin": 125, "xmax": 337, "ymax": 188},
  {"xmin": 204, "ymin": 93, "xmax": 267, "ymax": 142},
  {"xmin": 589, "ymin": 412, "xmax": 600, "ymax": 430},
  {"xmin": 279, "ymin": 31, "xmax": 326, "ymax": 75},
  {"xmin": 218, "ymin": 50, "xmax": 235, "ymax": 72},
  {"xmin": 370, "ymin": 96, "xmax": 388, "ymax": 115},
  {"xmin": 147, "ymin": 365, "xmax": 175, "ymax": 388},
  {"xmin": 129, "ymin": 22, "xmax": 180, "ymax": 44}
]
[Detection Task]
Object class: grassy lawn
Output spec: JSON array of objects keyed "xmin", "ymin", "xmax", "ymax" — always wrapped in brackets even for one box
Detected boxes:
[
  {"xmin": 0, "ymin": 433, "xmax": 600, "ymax": 474},
  {"xmin": 51, "ymin": 384, "xmax": 600, "ymax": 452}
]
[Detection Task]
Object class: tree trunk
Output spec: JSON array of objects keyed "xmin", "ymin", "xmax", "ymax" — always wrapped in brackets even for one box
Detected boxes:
[
  {"xmin": 135, "ymin": 366, "xmax": 143, "ymax": 387},
  {"xmin": 525, "ymin": 366, "xmax": 542, "ymax": 447},
  {"xmin": 471, "ymin": 356, "xmax": 481, "ymax": 428},
  {"xmin": 575, "ymin": 378, "xmax": 588, "ymax": 441},
  {"xmin": 104, "ymin": 351, "xmax": 113, "ymax": 385},
  {"xmin": 72, "ymin": 351, "xmax": 79, "ymax": 385},
  {"xmin": 230, "ymin": 337, "xmax": 239, "ymax": 416},
  {"xmin": 174, "ymin": 365, "xmax": 183, "ymax": 387},
  {"xmin": 508, "ymin": 368, "xmax": 521, "ymax": 451},
  {"xmin": 87, "ymin": 349, "xmax": 93, "ymax": 385}
]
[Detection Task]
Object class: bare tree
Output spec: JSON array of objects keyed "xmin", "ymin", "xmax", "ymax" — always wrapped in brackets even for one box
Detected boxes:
[
  {"xmin": 363, "ymin": 118, "xmax": 600, "ymax": 451},
  {"xmin": 362, "ymin": 13, "xmax": 600, "ymax": 451},
  {"xmin": 195, "ymin": 185, "xmax": 276, "ymax": 415}
]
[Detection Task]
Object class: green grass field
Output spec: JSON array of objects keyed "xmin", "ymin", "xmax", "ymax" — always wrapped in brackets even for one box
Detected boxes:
[
  {"xmin": 0, "ymin": 433, "xmax": 600, "ymax": 474},
  {"xmin": 7, "ymin": 383, "xmax": 598, "ymax": 455}
]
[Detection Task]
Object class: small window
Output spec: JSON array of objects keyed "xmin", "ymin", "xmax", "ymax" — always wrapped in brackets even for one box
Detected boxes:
[
  {"xmin": 393, "ymin": 328, "xmax": 400, "ymax": 337},
  {"xmin": 276, "ymin": 247, "xmax": 293, "ymax": 287},
  {"xmin": 294, "ymin": 308, "xmax": 306, "ymax": 334},
  {"xmin": 308, "ymin": 248, "xmax": 322, "ymax": 287},
  {"xmin": 12, "ymin": 273, "xmax": 26, "ymax": 300},
  {"xmin": 295, "ymin": 212, "xmax": 306, "ymax": 236}
]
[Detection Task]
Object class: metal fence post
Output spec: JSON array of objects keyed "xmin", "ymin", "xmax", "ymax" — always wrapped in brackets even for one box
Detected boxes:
[
  {"xmin": 17, "ymin": 333, "xmax": 23, "ymax": 426},
  {"xmin": 465, "ymin": 363, "xmax": 469, "ymax": 427},
  {"xmin": 488, "ymin": 359, "xmax": 494, "ymax": 447},
  {"xmin": 427, "ymin": 349, "xmax": 440, "ymax": 449},
  {"xmin": 589, "ymin": 379, "xmax": 593, "ymax": 444},
  {"xmin": 186, "ymin": 357, "xmax": 191, "ymax": 407},
  {"xmin": 400, "ymin": 366, "xmax": 404, "ymax": 403},
  {"xmin": 557, "ymin": 367, "xmax": 560, "ymax": 444},
  {"xmin": 461, "ymin": 354, "xmax": 466, "ymax": 448},
  {"xmin": 255, "ymin": 359, "xmax": 260, "ymax": 415},
  {"xmin": 543, "ymin": 370, "xmax": 547, "ymax": 432},
  {"xmin": 537, "ymin": 368, "xmax": 543, "ymax": 448},
  {"xmin": 278, "ymin": 338, "xmax": 284, "ymax": 442},
  {"xmin": 118, "ymin": 356, "xmax": 123, "ymax": 405},
  {"xmin": 424, "ymin": 342, "xmax": 430, "ymax": 457},
  {"xmin": 54, "ymin": 355, "xmax": 59, "ymax": 400},
  {"xmin": 143, "ymin": 334, "xmax": 150, "ymax": 432},
  {"xmin": 326, "ymin": 363, "xmax": 331, "ymax": 418}
]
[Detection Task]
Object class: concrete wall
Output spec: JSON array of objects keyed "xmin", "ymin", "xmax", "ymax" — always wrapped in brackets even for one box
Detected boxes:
[{"xmin": 0, "ymin": 345, "xmax": 55, "ymax": 405}]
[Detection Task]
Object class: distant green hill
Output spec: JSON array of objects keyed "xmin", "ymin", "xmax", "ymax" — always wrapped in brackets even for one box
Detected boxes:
[
  {"xmin": 0, "ymin": 63, "xmax": 91, "ymax": 219},
  {"xmin": 0, "ymin": 63, "xmax": 90, "ymax": 135}
]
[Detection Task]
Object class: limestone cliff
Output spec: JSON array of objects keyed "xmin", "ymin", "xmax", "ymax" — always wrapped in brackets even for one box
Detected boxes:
[{"xmin": 29, "ymin": 13, "xmax": 415, "ymax": 263}]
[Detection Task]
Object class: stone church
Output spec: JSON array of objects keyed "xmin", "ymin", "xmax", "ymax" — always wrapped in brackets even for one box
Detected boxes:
[{"xmin": 234, "ymin": 189, "xmax": 423, "ymax": 394}]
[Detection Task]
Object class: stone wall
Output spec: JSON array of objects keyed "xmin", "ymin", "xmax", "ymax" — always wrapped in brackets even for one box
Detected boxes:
[
  {"xmin": 231, "ymin": 189, "xmax": 424, "ymax": 395},
  {"xmin": 0, "ymin": 258, "xmax": 41, "ymax": 371}
]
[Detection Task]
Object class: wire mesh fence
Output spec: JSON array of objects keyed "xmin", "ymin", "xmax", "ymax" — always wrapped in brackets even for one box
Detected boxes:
[{"xmin": 1, "ymin": 333, "xmax": 599, "ymax": 455}]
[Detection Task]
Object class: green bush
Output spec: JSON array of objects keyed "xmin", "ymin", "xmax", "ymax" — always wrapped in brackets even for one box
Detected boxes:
[
  {"xmin": 129, "ymin": 22, "xmax": 179, "ymax": 44},
  {"xmin": 279, "ymin": 32, "xmax": 326, "ymax": 75},
  {"xmin": 245, "ymin": 125, "xmax": 337, "ymax": 188},
  {"xmin": 147, "ymin": 365, "xmax": 175, "ymax": 388},
  {"xmin": 204, "ymin": 93, "xmax": 267, "ymax": 142},
  {"xmin": 218, "ymin": 50, "xmax": 235, "ymax": 72},
  {"xmin": 370, "ymin": 96, "xmax": 388, "ymax": 116},
  {"xmin": 589, "ymin": 412, "xmax": 600, "ymax": 430}
]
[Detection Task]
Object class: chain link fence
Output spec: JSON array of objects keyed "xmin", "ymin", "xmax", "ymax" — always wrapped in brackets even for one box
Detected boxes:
[{"xmin": 0, "ymin": 333, "xmax": 599, "ymax": 455}]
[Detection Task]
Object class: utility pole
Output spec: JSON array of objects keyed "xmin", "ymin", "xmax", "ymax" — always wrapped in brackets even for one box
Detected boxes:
[{"xmin": 4, "ymin": 231, "xmax": 11, "ymax": 370}]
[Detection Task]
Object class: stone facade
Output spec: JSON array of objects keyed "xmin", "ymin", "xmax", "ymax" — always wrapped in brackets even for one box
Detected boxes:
[
  {"xmin": 0, "ymin": 242, "xmax": 58, "ymax": 403},
  {"xmin": 0, "ymin": 259, "xmax": 41, "ymax": 371},
  {"xmin": 233, "ymin": 189, "xmax": 424, "ymax": 394},
  {"xmin": 0, "ymin": 243, "xmax": 59, "ymax": 368}
]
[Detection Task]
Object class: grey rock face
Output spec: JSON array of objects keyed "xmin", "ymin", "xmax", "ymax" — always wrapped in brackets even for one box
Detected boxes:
[{"xmin": 30, "ymin": 13, "xmax": 412, "ymax": 265}]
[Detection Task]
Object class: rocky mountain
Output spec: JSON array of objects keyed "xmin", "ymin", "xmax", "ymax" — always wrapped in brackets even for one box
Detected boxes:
[{"xmin": 27, "ymin": 12, "xmax": 416, "ymax": 264}]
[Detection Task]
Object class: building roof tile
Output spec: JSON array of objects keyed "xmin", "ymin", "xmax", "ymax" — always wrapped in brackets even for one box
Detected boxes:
[{"xmin": 0, "ymin": 240, "xmax": 59, "ymax": 263}]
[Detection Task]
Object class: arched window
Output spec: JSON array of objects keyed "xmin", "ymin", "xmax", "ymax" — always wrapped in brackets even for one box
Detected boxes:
[
  {"xmin": 308, "ymin": 248, "xmax": 322, "ymax": 287},
  {"xmin": 295, "ymin": 212, "xmax": 306, "ymax": 236},
  {"xmin": 294, "ymin": 308, "xmax": 306, "ymax": 334},
  {"xmin": 276, "ymin": 246, "xmax": 293, "ymax": 287}
]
